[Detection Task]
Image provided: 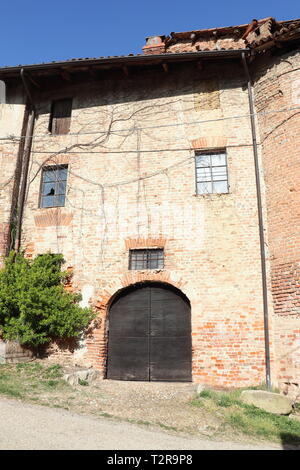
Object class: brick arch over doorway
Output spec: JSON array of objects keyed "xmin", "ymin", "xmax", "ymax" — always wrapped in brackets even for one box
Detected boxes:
[{"xmin": 86, "ymin": 273, "xmax": 191, "ymax": 378}]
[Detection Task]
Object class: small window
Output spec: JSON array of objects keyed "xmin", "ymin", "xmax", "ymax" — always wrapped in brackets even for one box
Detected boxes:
[
  {"xmin": 129, "ymin": 249, "xmax": 164, "ymax": 270},
  {"xmin": 40, "ymin": 165, "xmax": 68, "ymax": 208},
  {"xmin": 49, "ymin": 98, "xmax": 72, "ymax": 135},
  {"xmin": 195, "ymin": 151, "xmax": 229, "ymax": 194}
]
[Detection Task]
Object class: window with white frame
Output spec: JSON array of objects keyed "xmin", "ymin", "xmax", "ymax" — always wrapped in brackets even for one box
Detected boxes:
[{"xmin": 195, "ymin": 151, "xmax": 229, "ymax": 194}]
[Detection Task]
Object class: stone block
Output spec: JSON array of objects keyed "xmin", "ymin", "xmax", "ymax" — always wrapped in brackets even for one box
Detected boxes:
[
  {"xmin": 0, "ymin": 340, "xmax": 34, "ymax": 364},
  {"xmin": 240, "ymin": 390, "xmax": 293, "ymax": 415},
  {"xmin": 63, "ymin": 368, "xmax": 100, "ymax": 386}
]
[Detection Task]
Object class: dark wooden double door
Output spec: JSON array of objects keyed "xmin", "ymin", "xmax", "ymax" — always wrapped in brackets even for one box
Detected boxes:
[{"xmin": 107, "ymin": 284, "xmax": 192, "ymax": 381}]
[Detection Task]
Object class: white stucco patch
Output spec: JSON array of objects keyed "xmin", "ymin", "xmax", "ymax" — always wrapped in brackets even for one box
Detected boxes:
[
  {"xmin": 74, "ymin": 284, "xmax": 95, "ymax": 358},
  {"xmin": 292, "ymin": 78, "xmax": 300, "ymax": 105},
  {"xmin": 79, "ymin": 284, "xmax": 94, "ymax": 308}
]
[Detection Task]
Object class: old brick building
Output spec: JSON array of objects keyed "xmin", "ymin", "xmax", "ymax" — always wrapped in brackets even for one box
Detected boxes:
[{"xmin": 0, "ymin": 16, "xmax": 299, "ymax": 392}]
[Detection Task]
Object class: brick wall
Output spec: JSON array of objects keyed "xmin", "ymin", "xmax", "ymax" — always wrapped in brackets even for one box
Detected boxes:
[
  {"xmin": 0, "ymin": 102, "xmax": 25, "ymax": 262},
  {"xmin": 253, "ymin": 47, "xmax": 300, "ymax": 393},
  {"xmin": 166, "ymin": 36, "xmax": 245, "ymax": 53},
  {"xmin": 14, "ymin": 60, "xmax": 272, "ymax": 387}
]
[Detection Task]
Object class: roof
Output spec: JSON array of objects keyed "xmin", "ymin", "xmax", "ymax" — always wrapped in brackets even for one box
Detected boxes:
[
  {"xmin": 0, "ymin": 49, "xmax": 249, "ymax": 79},
  {"xmin": 167, "ymin": 17, "xmax": 298, "ymax": 39},
  {"xmin": 245, "ymin": 18, "xmax": 300, "ymax": 49},
  {"xmin": 0, "ymin": 16, "xmax": 299, "ymax": 78}
]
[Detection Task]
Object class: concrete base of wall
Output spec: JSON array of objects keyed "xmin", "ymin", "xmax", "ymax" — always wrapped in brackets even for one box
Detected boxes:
[{"xmin": 0, "ymin": 340, "xmax": 34, "ymax": 364}]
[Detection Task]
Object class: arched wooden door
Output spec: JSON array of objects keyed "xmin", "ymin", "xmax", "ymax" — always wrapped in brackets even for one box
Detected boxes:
[{"xmin": 107, "ymin": 283, "xmax": 192, "ymax": 381}]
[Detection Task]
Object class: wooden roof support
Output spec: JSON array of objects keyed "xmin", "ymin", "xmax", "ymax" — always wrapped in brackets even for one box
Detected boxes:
[
  {"xmin": 122, "ymin": 65, "xmax": 130, "ymax": 77},
  {"xmin": 26, "ymin": 72, "xmax": 40, "ymax": 88},
  {"xmin": 274, "ymin": 40, "xmax": 283, "ymax": 48},
  {"xmin": 88, "ymin": 67, "xmax": 98, "ymax": 78},
  {"xmin": 60, "ymin": 69, "xmax": 72, "ymax": 81}
]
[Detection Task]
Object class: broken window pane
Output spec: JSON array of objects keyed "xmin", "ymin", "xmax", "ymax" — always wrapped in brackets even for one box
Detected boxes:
[{"xmin": 40, "ymin": 165, "xmax": 68, "ymax": 208}]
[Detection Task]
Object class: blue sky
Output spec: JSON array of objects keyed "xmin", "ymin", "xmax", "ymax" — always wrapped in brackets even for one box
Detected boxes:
[{"xmin": 0, "ymin": 0, "xmax": 299, "ymax": 67}]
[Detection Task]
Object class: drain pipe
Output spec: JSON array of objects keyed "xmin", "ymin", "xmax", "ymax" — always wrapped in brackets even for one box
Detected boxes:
[
  {"xmin": 15, "ymin": 69, "xmax": 36, "ymax": 251},
  {"xmin": 242, "ymin": 52, "xmax": 271, "ymax": 390}
]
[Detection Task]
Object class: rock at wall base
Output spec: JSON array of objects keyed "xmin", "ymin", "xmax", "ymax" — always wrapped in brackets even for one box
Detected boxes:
[
  {"xmin": 240, "ymin": 390, "xmax": 293, "ymax": 415},
  {"xmin": 63, "ymin": 368, "xmax": 100, "ymax": 386},
  {"xmin": 196, "ymin": 384, "xmax": 207, "ymax": 394}
]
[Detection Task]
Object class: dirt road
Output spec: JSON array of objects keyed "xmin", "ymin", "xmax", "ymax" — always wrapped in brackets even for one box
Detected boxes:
[{"xmin": 0, "ymin": 397, "xmax": 281, "ymax": 450}]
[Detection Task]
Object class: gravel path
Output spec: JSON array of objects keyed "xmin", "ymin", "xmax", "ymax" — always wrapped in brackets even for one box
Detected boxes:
[{"xmin": 0, "ymin": 397, "xmax": 282, "ymax": 450}]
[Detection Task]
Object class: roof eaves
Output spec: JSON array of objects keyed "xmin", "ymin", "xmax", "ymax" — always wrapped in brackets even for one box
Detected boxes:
[{"xmin": 0, "ymin": 49, "xmax": 250, "ymax": 77}]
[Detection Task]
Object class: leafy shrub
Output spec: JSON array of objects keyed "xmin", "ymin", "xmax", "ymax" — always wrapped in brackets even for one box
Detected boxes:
[{"xmin": 0, "ymin": 251, "xmax": 95, "ymax": 347}]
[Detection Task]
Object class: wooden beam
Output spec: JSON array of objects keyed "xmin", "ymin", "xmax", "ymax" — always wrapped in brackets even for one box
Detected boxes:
[
  {"xmin": 88, "ymin": 67, "xmax": 98, "ymax": 78},
  {"xmin": 122, "ymin": 65, "xmax": 130, "ymax": 77},
  {"xmin": 274, "ymin": 41, "xmax": 283, "ymax": 48},
  {"xmin": 60, "ymin": 69, "xmax": 72, "ymax": 81},
  {"xmin": 26, "ymin": 73, "xmax": 41, "ymax": 89}
]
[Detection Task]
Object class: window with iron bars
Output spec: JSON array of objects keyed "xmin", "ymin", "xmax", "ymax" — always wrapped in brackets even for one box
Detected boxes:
[
  {"xmin": 195, "ymin": 151, "xmax": 229, "ymax": 194},
  {"xmin": 129, "ymin": 249, "xmax": 164, "ymax": 270},
  {"xmin": 39, "ymin": 165, "xmax": 68, "ymax": 208}
]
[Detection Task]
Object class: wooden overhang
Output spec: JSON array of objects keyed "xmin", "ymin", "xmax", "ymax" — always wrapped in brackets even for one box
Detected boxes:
[{"xmin": 0, "ymin": 49, "xmax": 251, "ymax": 82}]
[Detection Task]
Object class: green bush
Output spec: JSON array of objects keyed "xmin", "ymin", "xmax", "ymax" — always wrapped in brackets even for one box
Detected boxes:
[{"xmin": 0, "ymin": 251, "xmax": 95, "ymax": 347}]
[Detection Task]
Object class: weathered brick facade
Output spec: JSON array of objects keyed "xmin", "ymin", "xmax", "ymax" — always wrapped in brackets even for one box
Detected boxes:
[
  {"xmin": 0, "ymin": 16, "xmax": 299, "ymax": 392},
  {"xmin": 253, "ymin": 48, "xmax": 300, "ymax": 396}
]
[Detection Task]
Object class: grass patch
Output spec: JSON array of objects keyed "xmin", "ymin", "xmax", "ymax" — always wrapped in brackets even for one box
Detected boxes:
[
  {"xmin": 78, "ymin": 379, "xmax": 89, "ymax": 386},
  {"xmin": 198, "ymin": 389, "xmax": 213, "ymax": 399},
  {"xmin": 247, "ymin": 383, "xmax": 280, "ymax": 394},
  {"xmin": 191, "ymin": 387, "xmax": 300, "ymax": 445},
  {"xmin": 99, "ymin": 411, "xmax": 114, "ymax": 418},
  {"xmin": 0, "ymin": 362, "xmax": 69, "ymax": 400},
  {"xmin": 127, "ymin": 418, "xmax": 152, "ymax": 427},
  {"xmin": 157, "ymin": 422, "xmax": 178, "ymax": 432},
  {"xmin": 0, "ymin": 382, "xmax": 23, "ymax": 399},
  {"xmin": 42, "ymin": 365, "xmax": 63, "ymax": 379},
  {"xmin": 42, "ymin": 380, "xmax": 60, "ymax": 388}
]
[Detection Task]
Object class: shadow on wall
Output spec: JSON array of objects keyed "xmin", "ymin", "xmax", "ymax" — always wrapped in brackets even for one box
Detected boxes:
[
  {"xmin": 37, "ymin": 337, "xmax": 81, "ymax": 358},
  {"xmin": 3, "ymin": 61, "xmax": 243, "ymax": 111}
]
